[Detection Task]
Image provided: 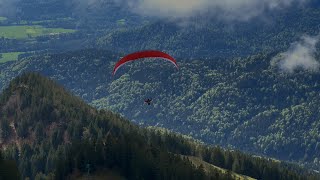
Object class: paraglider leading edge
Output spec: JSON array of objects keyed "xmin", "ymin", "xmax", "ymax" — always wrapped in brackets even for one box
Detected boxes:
[{"xmin": 113, "ymin": 50, "xmax": 179, "ymax": 76}]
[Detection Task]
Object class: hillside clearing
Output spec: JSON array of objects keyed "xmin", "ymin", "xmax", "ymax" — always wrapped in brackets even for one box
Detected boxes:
[
  {"xmin": 184, "ymin": 155, "xmax": 256, "ymax": 180},
  {"xmin": 0, "ymin": 52, "xmax": 24, "ymax": 63},
  {"xmin": 0, "ymin": 25, "xmax": 75, "ymax": 39}
]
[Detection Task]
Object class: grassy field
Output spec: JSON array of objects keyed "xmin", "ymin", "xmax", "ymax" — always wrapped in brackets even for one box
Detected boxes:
[
  {"xmin": 11, "ymin": 17, "xmax": 75, "ymax": 25},
  {"xmin": 0, "ymin": 25, "xmax": 76, "ymax": 39},
  {"xmin": 0, "ymin": 52, "xmax": 24, "ymax": 63},
  {"xmin": 183, "ymin": 155, "xmax": 256, "ymax": 180}
]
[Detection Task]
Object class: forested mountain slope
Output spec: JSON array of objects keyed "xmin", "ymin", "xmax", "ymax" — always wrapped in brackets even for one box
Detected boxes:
[
  {"xmin": 5, "ymin": 0, "xmax": 148, "ymax": 30},
  {"xmin": 0, "ymin": 73, "xmax": 212, "ymax": 179},
  {"xmin": 97, "ymin": 4, "xmax": 320, "ymax": 58},
  {"xmin": 0, "ymin": 49, "xmax": 320, "ymax": 170},
  {"xmin": 1, "ymin": 73, "xmax": 317, "ymax": 179}
]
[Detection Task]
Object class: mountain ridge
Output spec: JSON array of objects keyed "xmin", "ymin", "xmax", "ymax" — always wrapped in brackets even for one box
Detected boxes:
[
  {"xmin": 97, "ymin": 5, "xmax": 320, "ymax": 59},
  {"xmin": 1, "ymin": 49, "xmax": 320, "ymax": 170},
  {"xmin": 1, "ymin": 72, "xmax": 318, "ymax": 179}
]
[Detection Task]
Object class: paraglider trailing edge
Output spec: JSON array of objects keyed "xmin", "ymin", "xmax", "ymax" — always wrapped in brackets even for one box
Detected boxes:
[{"xmin": 112, "ymin": 50, "xmax": 179, "ymax": 76}]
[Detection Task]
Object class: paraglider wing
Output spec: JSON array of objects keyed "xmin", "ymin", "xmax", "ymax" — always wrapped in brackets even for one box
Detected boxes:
[{"xmin": 113, "ymin": 50, "xmax": 178, "ymax": 75}]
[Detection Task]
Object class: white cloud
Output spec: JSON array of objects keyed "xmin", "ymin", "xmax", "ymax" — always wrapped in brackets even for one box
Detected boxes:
[
  {"xmin": 272, "ymin": 35, "xmax": 320, "ymax": 73},
  {"xmin": 124, "ymin": 0, "xmax": 308, "ymax": 21}
]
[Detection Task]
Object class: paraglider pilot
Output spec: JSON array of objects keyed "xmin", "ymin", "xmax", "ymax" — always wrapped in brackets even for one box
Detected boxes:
[{"xmin": 144, "ymin": 98, "xmax": 152, "ymax": 105}]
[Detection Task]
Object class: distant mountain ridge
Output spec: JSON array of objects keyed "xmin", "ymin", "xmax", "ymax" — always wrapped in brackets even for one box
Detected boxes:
[
  {"xmin": 0, "ymin": 72, "xmax": 213, "ymax": 179},
  {"xmin": 97, "ymin": 4, "xmax": 320, "ymax": 59},
  {"xmin": 0, "ymin": 49, "xmax": 320, "ymax": 171},
  {"xmin": 1, "ymin": 73, "xmax": 318, "ymax": 179}
]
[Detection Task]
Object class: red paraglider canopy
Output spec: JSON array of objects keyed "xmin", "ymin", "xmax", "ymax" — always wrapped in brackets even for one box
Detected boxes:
[{"xmin": 113, "ymin": 50, "xmax": 178, "ymax": 75}]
